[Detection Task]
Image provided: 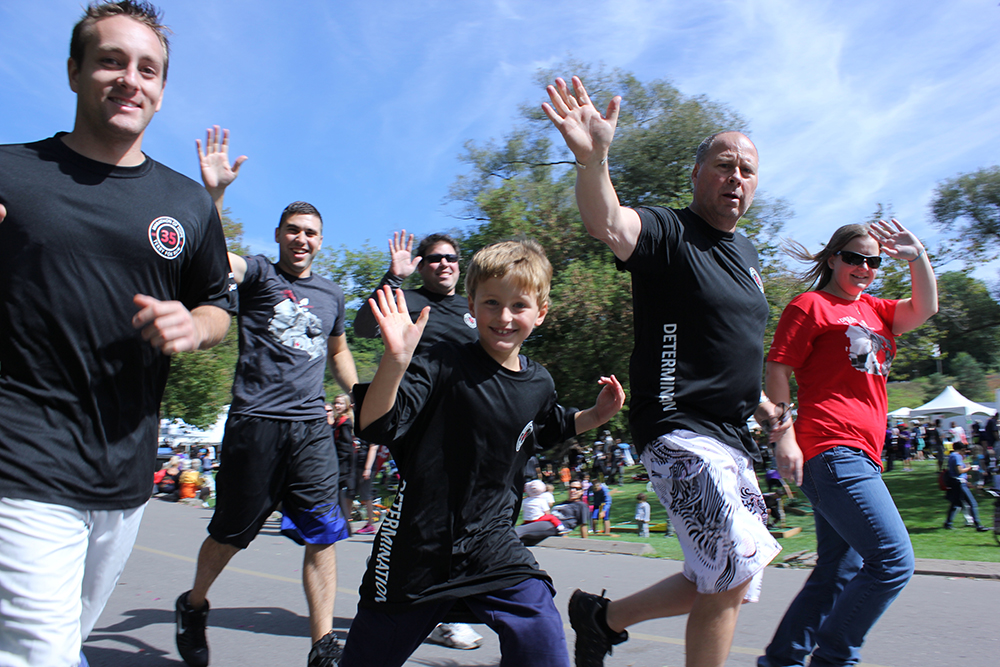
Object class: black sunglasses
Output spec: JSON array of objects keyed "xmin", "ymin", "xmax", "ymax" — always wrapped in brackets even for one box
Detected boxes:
[
  {"xmin": 836, "ymin": 250, "xmax": 882, "ymax": 269},
  {"xmin": 424, "ymin": 253, "xmax": 458, "ymax": 264}
]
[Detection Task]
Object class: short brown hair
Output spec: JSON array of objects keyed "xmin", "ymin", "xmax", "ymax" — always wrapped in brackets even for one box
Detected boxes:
[
  {"xmin": 278, "ymin": 201, "xmax": 323, "ymax": 230},
  {"xmin": 71, "ymin": 1, "xmax": 171, "ymax": 80},
  {"xmin": 464, "ymin": 238, "xmax": 552, "ymax": 308}
]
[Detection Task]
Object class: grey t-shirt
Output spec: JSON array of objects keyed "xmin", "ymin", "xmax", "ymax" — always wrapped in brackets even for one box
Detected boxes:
[{"xmin": 230, "ymin": 255, "xmax": 345, "ymax": 420}]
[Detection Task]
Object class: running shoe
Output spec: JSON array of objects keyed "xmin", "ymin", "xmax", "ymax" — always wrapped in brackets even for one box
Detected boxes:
[
  {"xmin": 568, "ymin": 589, "xmax": 628, "ymax": 667},
  {"xmin": 175, "ymin": 591, "xmax": 210, "ymax": 667},
  {"xmin": 307, "ymin": 631, "xmax": 344, "ymax": 667},
  {"xmin": 356, "ymin": 524, "xmax": 376, "ymax": 535},
  {"xmin": 426, "ymin": 623, "xmax": 484, "ymax": 649}
]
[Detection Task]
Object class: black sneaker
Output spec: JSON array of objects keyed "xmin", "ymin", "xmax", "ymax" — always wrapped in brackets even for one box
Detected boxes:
[
  {"xmin": 307, "ymin": 631, "xmax": 344, "ymax": 667},
  {"xmin": 175, "ymin": 591, "xmax": 210, "ymax": 667},
  {"xmin": 568, "ymin": 589, "xmax": 628, "ymax": 667}
]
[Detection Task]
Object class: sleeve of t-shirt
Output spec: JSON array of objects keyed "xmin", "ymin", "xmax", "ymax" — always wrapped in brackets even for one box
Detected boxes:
[
  {"xmin": 177, "ymin": 205, "xmax": 238, "ymax": 315},
  {"xmin": 864, "ymin": 294, "xmax": 899, "ymax": 331},
  {"xmin": 535, "ymin": 396, "xmax": 579, "ymax": 448},
  {"xmin": 330, "ymin": 285, "xmax": 347, "ymax": 338},
  {"xmin": 615, "ymin": 207, "xmax": 679, "ymax": 276},
  {"xmin": 767, "ymin": 295, "xmax": 821, "ymax": 368},
  {"xmin": 354, "ymin": 344, "xmax": 440, "ymax": 447},
  {"xmin": 239, "ymin": 254, "xmax": 266, "ymax": 292},
  {"xmin": 353, "ymin": 271, "xmax": 404, "ymax": 338}
]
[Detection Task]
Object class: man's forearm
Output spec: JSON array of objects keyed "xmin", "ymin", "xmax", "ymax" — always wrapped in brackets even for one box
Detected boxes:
[
  {"xmin": 192, "ymin": 305, "xmax": 231, "ymax": 349},
  {"xmin": 330, "ymin": 349, "xmax": 359, "ymax": 394}
]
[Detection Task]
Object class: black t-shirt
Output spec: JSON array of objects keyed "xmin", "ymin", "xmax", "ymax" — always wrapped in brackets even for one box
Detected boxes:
[
  {"xmin": 620, "ymin": 207, "xmax": 768, "ymax": 459},
  {"xmin": 354, "ymin": 272, "xmax": 478, "ymax": 354},
  {"xmin": 229, "ymin": 256, "xmax": 346, "ymax": 420},
  {"xmin": 0, "ymin": 136, "xmax": 237, "ymax": 510},
  {"xmin": 354, "ymin": 341, "xmax": 578, "ymax": 611}
]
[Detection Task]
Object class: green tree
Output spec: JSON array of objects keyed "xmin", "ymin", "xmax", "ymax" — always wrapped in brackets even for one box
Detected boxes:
[
  {"xmin": 159, "ymin": 209, "xmax": 245, "ymax": 428},
  {"xmin": 934, "ymin": 271, "xmax": 1000, "ymax": 373},
  {"xmin": 950, "ymin": 352, "xmax": 991, "ymax": 402},
  {"xmin": 923, "ymin": 372, "xmax": 955, "ymax": 402},
  {"xmin": 930, "ymin": 166, "xmax": 1000, "ymax": 260}
]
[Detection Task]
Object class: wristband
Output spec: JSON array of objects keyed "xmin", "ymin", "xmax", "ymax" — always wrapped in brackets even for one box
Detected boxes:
[
  {"xmin": 575, "ymin": 156, "xmax": 608, "ymax": 169},
  {"xmin": 908, "ymin": 247, "xmax": 925, "ymax": 262}
]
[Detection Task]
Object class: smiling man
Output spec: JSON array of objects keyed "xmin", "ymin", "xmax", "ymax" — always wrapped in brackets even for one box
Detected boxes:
[
  {"xmin": 0, "ymin": 3, "xmax": 236, "ymax": 666},
  {"xmin": 173, "ymin": 129, "xmax": 360, "ymax": 667},
  {"xmin": 543, "ymin": 76, "xmax": 788, "ymax": 667}
]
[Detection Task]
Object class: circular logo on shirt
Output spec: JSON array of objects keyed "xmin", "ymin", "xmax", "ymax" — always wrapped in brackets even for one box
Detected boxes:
[
  {"xmin": 463, "ymin": 312, "xmax": 477, "ymax": 329},
  {"xmin": 148, "ymin": 217, "xmax": 186, "ymax": 259},
  {"xmin": 748, "ymin": 267, "xmax": 764, "ymax": 294}
]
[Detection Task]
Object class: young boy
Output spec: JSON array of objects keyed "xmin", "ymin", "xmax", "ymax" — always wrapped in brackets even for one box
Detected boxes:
[
  {"xmin": 634, "ymin": 492, "xmax": 651, "ymax": 538},
  {"xmin": 340, "ymin": 239, "xmax": 625, "ymax": 667}
]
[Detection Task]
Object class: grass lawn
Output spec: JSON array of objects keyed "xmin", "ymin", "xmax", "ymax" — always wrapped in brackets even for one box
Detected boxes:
[{"xmin": 586, "ymin": 459, "xmax": 1000, "ymax": 563}]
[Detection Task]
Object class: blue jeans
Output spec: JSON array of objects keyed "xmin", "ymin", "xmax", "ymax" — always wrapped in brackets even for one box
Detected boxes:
[
  {"xmin": 944, "ymin": 482, "xmax": 982, "ymax": 528},
  {"xmin": 759, "ymin": 447, "xmax": 914, "ymax": 666}
]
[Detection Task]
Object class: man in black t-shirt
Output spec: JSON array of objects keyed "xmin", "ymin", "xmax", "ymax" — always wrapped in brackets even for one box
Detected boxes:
[
  {"xmin": 355, "ymin": 230, "xmax": 479, "ymax": 352},
  {"xmin": 0, "ymin": 4, "xmax": 236, "ymax": 666},
  {"xmin": 173, "ymin": 129, "xmax": 359, "ymax": 667},
  {"xmin": 544, "ymin": 76, "xmax": 788, "ymax": 667}
]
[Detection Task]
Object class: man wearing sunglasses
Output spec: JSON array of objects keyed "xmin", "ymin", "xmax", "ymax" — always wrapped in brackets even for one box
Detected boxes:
[
  {"xmin": 355, "ymin": 231, "xmax": 478, "ymax": 354},
  {"xmin": 354, "ymin": 231, "xmax": 482, "ymax": 651}
]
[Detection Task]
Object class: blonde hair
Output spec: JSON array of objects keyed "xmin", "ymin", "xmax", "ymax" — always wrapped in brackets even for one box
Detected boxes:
[
  {"xmin": 464, "ymin": 238, "xmax": 553, "ymax": 308},
  {"xmin": 334, "ymin": 393, "xmax": 354, "ymax": 422}
]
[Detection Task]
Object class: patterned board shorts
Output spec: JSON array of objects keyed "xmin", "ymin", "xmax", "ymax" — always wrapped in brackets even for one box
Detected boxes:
[{"xmin": 641, "ymin": 430, "xmax": 781, "ymax": 601}]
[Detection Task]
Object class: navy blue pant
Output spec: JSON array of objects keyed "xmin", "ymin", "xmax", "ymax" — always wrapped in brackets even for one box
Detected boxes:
[{"xmin": 339, "ymin": 578, "xmax": 570, "ymax": 667}]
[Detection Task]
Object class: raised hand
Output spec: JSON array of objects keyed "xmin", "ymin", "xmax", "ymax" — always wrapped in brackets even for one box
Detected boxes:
[
  {"xmin": 541, "ymin": 76, "xmax": 621, "ymax": 167},
  {"xmin": 196, "ymin": 125, "xmax": 247, "ymax": 193},
  {"xmin": 369, "ymin": 285, "xmax": 430, "ymax": 364},
  {"xmin": 869, "ymin": 218, "xmax": 924, "ymax": 262},
  {"xmin": 388, "ymin": 230, "xmax": 421, "ymax": 279},
  {"xmin": 593, "ymin": 374, "xmax": 626, "ymax": 423}
]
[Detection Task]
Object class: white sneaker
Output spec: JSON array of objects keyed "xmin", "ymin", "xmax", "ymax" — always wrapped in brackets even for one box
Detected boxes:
[{"xmin": 427, "ymin": 623, "xmax": 483, "ymax": 650}]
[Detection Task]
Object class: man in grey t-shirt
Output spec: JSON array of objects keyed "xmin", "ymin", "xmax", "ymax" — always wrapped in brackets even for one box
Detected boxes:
[{"xmin": 174, "ymin": 128, "xmax": 358, "ymax": 667}]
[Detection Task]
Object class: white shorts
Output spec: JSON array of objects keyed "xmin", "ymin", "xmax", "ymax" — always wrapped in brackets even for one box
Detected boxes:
[
  {"xmin": 641, "ymin": 431, "xmax": 780, "ymax": 601},
  {"xmin": 0, "ymin": 497, "xmax": 145, "ymax": 667}
]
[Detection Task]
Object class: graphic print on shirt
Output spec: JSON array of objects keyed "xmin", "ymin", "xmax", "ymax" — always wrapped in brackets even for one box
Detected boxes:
[
  {"xmin": 268, "ymin": 289, "xmax": 325, "ymax": 359},
  {"xmin": 843, "ymin": 320, "xmax": 894, "ymax": 376},
  {"xmin": 516, "ymin": 421, "xmax": 534, "ymax": 452}
]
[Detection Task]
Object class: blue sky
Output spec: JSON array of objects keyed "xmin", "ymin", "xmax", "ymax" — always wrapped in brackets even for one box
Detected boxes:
[{"xmin": 3, "ymin": 0, "xmax": 999, "ymax": 280}]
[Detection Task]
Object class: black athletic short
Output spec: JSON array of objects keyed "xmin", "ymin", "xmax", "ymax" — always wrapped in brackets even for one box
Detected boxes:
[{"xmin": 209, "ymin": 414, "xmax": 347, "ymax": 549}]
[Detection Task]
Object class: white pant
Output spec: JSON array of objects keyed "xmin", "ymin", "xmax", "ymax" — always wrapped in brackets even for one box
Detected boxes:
[{"xmin": 0, "ymin": 498, "xmax": 145, "ymax": 667}]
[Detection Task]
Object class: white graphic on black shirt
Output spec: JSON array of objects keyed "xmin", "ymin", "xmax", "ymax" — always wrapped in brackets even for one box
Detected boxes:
[
  {"xmin": 516, "ymin": 421, "xmax": 534, "ymax": 452},
  {"xmin": 268, "ymin": 291, "xmax": 325, "ymax": 359},
  {"xmin": 845, "ymin": 323, "xmax": 893, "ymax": 377}
]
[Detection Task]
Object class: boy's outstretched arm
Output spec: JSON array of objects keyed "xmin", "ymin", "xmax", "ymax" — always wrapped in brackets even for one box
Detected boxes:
[
  {"xmin": 573, "ymin": 374, "xmax": 625, "ymax": 434},
  {"xmin": 358, "ymin": 286, "xmax": 430, "ymax": 431}
]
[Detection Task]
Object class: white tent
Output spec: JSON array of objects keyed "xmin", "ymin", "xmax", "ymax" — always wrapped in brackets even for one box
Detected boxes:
[
  {"xmin": 888, "ymin": 407, "xmax": 911, "ymax": 418},
  {"xmin": 908, "ymin": 385, "xmax": 995, "ymax": 418}
]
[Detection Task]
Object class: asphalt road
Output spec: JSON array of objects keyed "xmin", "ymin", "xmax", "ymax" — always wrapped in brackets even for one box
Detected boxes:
[{"xmin": 83, "ymin": 499, "xmax": 999, "ymax": 667}]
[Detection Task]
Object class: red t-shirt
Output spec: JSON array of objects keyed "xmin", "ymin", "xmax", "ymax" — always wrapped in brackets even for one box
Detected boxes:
[{"xmin": 768, "ymin": 291, "xmax": 898, "ymax": 465}]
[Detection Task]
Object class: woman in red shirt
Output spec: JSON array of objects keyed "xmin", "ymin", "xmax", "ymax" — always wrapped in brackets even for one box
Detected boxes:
[{"xmin": 758, "ymin": 219, "xmax": 937, "ymax": 667}]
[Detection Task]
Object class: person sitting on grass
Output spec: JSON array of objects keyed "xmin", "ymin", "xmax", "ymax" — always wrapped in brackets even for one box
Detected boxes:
[
  {"xmin": 338, "ymin": 239, "xmax": 625, "ymax": 667},
  {"xmin": 517, "ymin": 480, "xmax": 592, "ymax": 546}
]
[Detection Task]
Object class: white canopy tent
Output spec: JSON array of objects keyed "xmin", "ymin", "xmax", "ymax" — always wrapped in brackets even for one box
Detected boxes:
[
  {"xmin": 908, "ymin": 385, "xmax": 995, "ymax": 419},
  {"xmin": 887, "ymin": 407, "xmax": 911, "ymax": 418}
]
